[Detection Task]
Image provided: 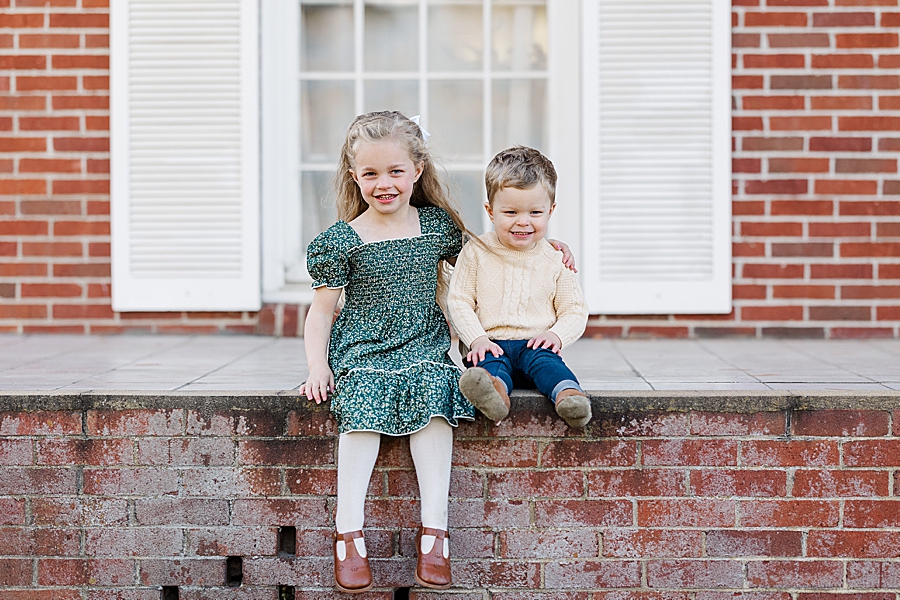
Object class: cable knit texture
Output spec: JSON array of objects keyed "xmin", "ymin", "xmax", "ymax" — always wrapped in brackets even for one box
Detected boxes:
[{"xmin": 447, "ymin": 232, "xmax": 588, "ymax": 349}]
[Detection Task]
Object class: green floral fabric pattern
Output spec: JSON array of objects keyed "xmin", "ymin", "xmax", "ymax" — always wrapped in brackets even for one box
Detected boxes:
[{"xmin": 307, "ymin": 206, "xmax": 475, "ymax": 435}]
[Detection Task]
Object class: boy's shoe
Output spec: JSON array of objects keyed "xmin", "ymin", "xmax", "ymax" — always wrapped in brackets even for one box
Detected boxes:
[
  {"xmin": 555, "ymin": 389, "xmax": 592, "ymax": 428},
  {"xmin": 459, "ymin": 367, "xmax": 510, "ymax": 422}
]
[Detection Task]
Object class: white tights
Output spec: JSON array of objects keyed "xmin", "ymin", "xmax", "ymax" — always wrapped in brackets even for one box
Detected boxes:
[{"xmin": 334, "ymin": 417, "xmax": 453, "ymax": 557}]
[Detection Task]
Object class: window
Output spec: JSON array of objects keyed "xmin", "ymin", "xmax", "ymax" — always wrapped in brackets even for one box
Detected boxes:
[{"xmin": 261, "ymin": 0, "xmax": 581, "ymax": 303}]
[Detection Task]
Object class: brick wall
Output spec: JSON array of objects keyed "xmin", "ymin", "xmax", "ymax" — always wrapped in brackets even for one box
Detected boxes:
[
  {"xmin": 0, "ymin": 394, "xmax": 898, "ymax": 598},
  {"xmin": 1, "ymin": 0, "xmax": 900, "ymax": 337}
]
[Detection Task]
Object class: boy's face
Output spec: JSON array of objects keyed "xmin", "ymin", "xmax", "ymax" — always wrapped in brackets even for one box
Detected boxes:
[{"xmin": 486, "ymin": 185, "xmax": 555, "ymax": 251}]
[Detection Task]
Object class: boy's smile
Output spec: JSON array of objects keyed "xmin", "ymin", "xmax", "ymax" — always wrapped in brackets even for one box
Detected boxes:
[{"xmin": 486, "ymin": 185, "xmax": 555, "ymax": 251}]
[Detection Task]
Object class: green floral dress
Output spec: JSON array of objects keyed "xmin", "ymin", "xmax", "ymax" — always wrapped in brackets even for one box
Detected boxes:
[{"xmin": 307, "ymin": 206, "xmax": 475, "ymax": 436}]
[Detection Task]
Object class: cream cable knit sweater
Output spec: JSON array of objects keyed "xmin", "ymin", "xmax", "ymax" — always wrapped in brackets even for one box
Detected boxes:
[{"xmin": 447, "ymin": 232, "xmax": 588, "ymax": 349}]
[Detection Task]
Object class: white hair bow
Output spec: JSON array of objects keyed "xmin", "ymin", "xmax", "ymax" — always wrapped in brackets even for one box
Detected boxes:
[{"xmin": 410, "ymin": 115, "xmax": 431, "ymax": 144}]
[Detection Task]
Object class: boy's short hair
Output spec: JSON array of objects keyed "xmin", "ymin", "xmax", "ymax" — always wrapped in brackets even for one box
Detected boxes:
[{"xmin": 485, "ymin": 146, "xmax": 557, "ymax": 206}]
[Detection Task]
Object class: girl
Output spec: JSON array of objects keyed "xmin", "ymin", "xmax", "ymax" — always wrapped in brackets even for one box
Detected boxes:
[{"xmin": 302, "ymin": 111, "xmax": 574, "ymax": 593}]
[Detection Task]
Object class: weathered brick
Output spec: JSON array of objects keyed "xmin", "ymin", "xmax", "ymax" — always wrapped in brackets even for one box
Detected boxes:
[
  {"xmin": 742, "ymin": 440, "xmax": 839, "ymax": 466},
  {"xmin": 643, "ymin": 440, "xmax": 738, "ymax": 466},
  {"xmin": 690, "ymin": 470, "xmax": 786, "ymax": 498},
  {"xmin": 134, "ymin": 498, "xmax": 229, "ymax": 526},
  {"xmin": 183, "ymin": 467, "xmax": 282, "ymax": 497},
  {"xmin": 844, "ymin": 500, "xmax": 900, "ymax": 528},
  {"xmin": 188, "ymin": 526, "xmax": 277, "ymax": 557},
  {"xmin": 83, "ymin": 467, "xmax": 179, "ymax": 496},
  {"xmin": 793, "ymin": 469, "xmax": 889, "ymax": 497},
  {"xmin": 603, "ymin": 529, "xmax": 702, "ymax": 558},
  {"xmin": 847, "ymin": 561, "xmax": 900, "ymax": 589},
  {"xmin": 544, "ymin": 560, "xmax": 641, "ymax": 589},
  {"xmin": 137, "ymin": 437, "xmax": 234, "ymax": 466},
  {"xmin": 638, "ymin": 499, "xmax": 736, "ymax": 528},
  {"xmin": 84, "ymin": 527, "xmax": 179, "ymax": 557},
  {"xmin": 707, "ymin": 531, "xmax": 802, "ymax": 557},
  {"xmin": 540, "ymin": 440, "xmax": 636, "ymax": 468},
  {"xmin": 138, "ymin": 558, "xmax": 225, "ymax": 587},
  {"xmin": 747, "ymin": 560, "xmax": 843, "ymax": 588},
  {"xmin": 37, "ymin": 558, "xmax": 134, "ymax": 587},
  {"xmin": 808, "ymin": 530, "xmax": 900, "ymax": 558},
  {"xmin": 32, "ymin": 497, "xmax": 128, "ymax": 527},
  {"xmin": 844, "ymin": 439, "xmax": 900, "ymax": 466},
  {"xmin": 588, "ymin": 469, "xmax": 686, "ymax": 498},
  {"xmin": 535, "ymin": 499, "xmax": 633, "ymax": 528},
  {"xmin": 36, "ymin": 438, "xmax": 131, "ymax": 466},
  {"xmin": 792, "ymin": 409, "xmax": 889, "ymax": 436},
  {"xmin": 86, "ymin": 409, "xmax": 183, "ymax": 436},
  {"xmin": 487, "ymin": 470, "xmax": 584, "ymax": 498},
  {"xmin": 499, "ymin": 529, "xmax": 599, "ymax": 559},
  {"xmin": 448, "ymin": 499, "xmax": 532, "ymax": 528},
  {"xmin": 646, "ymin": 560, "xmax": 744, "ymax": 589}
]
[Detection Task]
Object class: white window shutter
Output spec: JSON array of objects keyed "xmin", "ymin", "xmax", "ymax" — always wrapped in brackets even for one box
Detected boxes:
[
  {"xmin": 110, "ymin": 0, "xmax": 260, "ymax": 311},
  {"xmin": 581, "ymin": 0, "xmax": 731, "ymax": 314}
]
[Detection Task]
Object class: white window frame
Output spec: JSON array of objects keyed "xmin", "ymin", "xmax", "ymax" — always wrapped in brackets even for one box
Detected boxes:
[{"xmin": 260, "ymin": 0, "xmax": 583, "ymax": 305}]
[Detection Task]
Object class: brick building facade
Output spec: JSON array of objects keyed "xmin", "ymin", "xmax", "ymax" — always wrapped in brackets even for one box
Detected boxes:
[{"xmin": 1, "ymin": 0, "xmax": 900, "ymax": 337}]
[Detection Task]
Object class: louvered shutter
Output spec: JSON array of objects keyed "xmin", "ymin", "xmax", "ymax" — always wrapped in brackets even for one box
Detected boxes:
[
  {"xmin": 581, "ymin": 0, "xmax": 731, "ymax": 314},
  {"xmin": 110, "ymin": 0, "xmax": 260, "ymax": 311}
]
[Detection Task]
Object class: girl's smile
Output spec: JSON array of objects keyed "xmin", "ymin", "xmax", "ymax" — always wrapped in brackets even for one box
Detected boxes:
[{"xmin": 350, "ymin": 140, "xmax": 423, "ymax": 215}]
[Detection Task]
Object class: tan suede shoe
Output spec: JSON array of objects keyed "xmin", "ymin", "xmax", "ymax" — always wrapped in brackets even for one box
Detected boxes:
[
  {"xmin": 459, "ymin": 367, "xmax": 510, "ymax": 422},
  {"xmin": 555, "ymin": 389, "xmax": 592, "ymax": 428}
]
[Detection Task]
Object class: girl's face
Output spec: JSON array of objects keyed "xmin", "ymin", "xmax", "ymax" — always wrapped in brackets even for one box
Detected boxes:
[{"xmin": 350, "ymin": 140, "xmax": 423, "ymax": 217}]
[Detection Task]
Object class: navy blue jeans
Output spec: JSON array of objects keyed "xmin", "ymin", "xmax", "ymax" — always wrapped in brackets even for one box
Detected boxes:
[{"xmin": 464, "ymin": 339, "xmax": 583, "ymax": 403}]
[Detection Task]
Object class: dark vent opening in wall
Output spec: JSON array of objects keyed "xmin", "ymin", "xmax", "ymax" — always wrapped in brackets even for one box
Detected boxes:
[
  {"xmin": 278, "ymin": 526, "xmax": 297, "ymax": 556},
  {"xmin": 278, "ymin": 585, "xmax": 295, "ymax": 600},
  {"xmin": 161, "ymin": 586, "xmax": 179, "ymax": 600},
  {"xmin": 394, "ymin": 588, "xmax": 411, "ymax": 600},
  {"xmin": 226, "ymin": 556, "xmax": 243, "ymax": 587}
]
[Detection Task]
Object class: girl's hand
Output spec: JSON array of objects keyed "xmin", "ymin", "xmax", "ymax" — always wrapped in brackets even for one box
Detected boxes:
[
  {"xmin": 527, "ymin": 331, "xmax": 562, "ymax": 354},
  {"xmin": 466, "ymin": 335, "xmax": 503, "ymax": 366},
  {"xmin": 547, "ymin": 239, "xmax": 577, "ymax": 273},
  {"xmin": 302, "ymin": 364, "xmax": 335, "ymax": 405}
]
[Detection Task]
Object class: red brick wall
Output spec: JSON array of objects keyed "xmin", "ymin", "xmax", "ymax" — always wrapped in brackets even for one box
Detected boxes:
[
  {"xmin": 1, "ymin": 0, "xmax": 900, "ymax": 337},
  {"xmin": 0, "ymin": 397, "xmax": 898, "ymax": 597}
]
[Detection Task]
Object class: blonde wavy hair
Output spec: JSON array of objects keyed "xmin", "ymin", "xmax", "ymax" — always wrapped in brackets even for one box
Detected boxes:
[{"xmin": 335, "ymin": 111, "xmax": 476, "ymax": 243}]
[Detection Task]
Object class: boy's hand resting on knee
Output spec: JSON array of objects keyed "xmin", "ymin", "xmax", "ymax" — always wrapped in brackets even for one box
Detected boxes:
[
  {"xmin": 467, "ymin": 336, "xmax": 504, "ymax": 366},
  {"xmin": 527, "ymin": 331, "xmax": 562, "ymax": 354},
  {"xmin": 301, "ymin": 364, "xmax": 335, "ymax": 404}
]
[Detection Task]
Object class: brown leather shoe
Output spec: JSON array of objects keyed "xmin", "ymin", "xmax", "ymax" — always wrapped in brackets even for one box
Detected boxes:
[
  {"xmin": 333, "ymin": 530, "xmax": 373, "ymax": 593},
  {"xmin": 415, "ymin": 526, "xmax": 452, "ymax": 589},
  {"xmin": 459, "ymin": 367, "xmax": 510, "ymax": 422}
]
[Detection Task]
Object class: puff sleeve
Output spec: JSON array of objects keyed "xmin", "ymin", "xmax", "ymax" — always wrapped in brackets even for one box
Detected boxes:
[
  {"xmin": 436, "ymin": 208, "xmax": 463, "ymax": 260},
  {"xmin": 306, "ymin": 228, "xmax": 350, "ymax": 289}
]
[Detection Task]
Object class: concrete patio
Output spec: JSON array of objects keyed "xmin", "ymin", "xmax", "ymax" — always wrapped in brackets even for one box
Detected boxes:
[{"xmin": 1, "ymin": 334, "xmax": 898, "ymax": 395}]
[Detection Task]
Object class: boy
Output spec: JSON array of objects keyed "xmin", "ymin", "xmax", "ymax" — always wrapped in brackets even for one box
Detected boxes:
[{"xmin": 447, "ymin": 146, "xmax": 591, "ymax": 428}]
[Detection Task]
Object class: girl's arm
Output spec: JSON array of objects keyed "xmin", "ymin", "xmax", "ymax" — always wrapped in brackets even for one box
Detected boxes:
[
  {"xmin": 301, "ymin": 286, "xmax": 344, "ymax": 404},
  {"xmin": 547, "ymin": 239, "xmax": 577, "ymax": 272}
]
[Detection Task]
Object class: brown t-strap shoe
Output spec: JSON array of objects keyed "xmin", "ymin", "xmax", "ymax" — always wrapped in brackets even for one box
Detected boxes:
[
  {"xmin": 415, "ymin": 526, "xmax": 452, "ymax": 589},
  {"xmin": 333, "ymin": 530, "xmax": 373, "ymax": 593}
]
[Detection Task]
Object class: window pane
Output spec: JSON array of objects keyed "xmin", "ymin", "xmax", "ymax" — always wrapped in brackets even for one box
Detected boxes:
[
  {"xmin": 492, "ymin": 78, "xmax": 547, "ymax": 154},
  {"xmin": 289, "ymin": 171, "xmax": 337, "ymax": 283},
  {"xmin": 429, "ymin": 79, "xmax": 482, "ymax": 160},
  {"xmin": 365, "ymin": 3, "xmax": 418, "ymax": 72},
  {"xmin": 446, "ymin": 170, "xmax": 487, "ymax": 234},
  {"xmin": 492, "ymin": 3, "xmax": 547, "ymax": 71},
  {"xmin": 365, "ymin": 79, "xmax": 419, "ymax": 116},
  {"xmin": 301, "ymin": 80, "xmax": 355, "ymax": 162},
  {"xmin": 428, "ymin": 3, "xmax": 482, "ymax": 71},
  {"xmin": 300, "ymin": 3, "xmax": 354, "ymax": 72}
]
